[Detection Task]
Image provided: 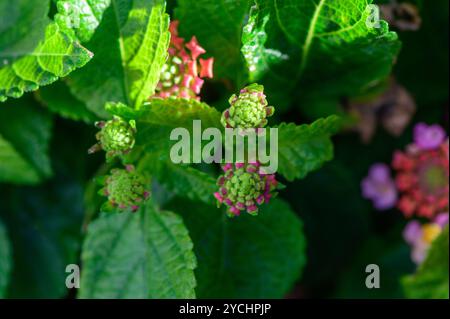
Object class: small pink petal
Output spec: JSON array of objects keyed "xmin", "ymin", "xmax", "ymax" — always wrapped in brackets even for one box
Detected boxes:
[
  {"xmin": 191, "ymin": 77, "xmax": 204, "ymax": 94},
  {"xmin": 186, "ymin": 36, "xmax": 206, "ymax": 59},
  {"xmin": 169, "ymin": 20, "xmax": 179, "ymax": 36},
  {"xmin": 199, "ymin": 58, "xmax": 214, "ymax": 78}
]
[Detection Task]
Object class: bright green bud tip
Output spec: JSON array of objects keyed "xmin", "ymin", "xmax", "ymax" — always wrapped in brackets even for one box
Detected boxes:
[{"xmin": 221, "ymin": 84, "xmax": 274, "ymax": 130}]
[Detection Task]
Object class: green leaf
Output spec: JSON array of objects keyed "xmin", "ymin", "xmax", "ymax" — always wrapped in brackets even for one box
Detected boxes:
[
  {"xmin": 55, "ymin": 0, "xmax": 112, "ymax": 43},
  {"xmin": 276, "ymin": 115, "xmax": 341, "ymax": 181},
  {"xmin": 403, "ymin": 226, "xmax": 449, "ymax": 299},
  {"xmin": 241, "ymin": 1, "xmax": 287, "ymax": 82},
  {"xmin": 138, "ymin": 98, "xmax": 221, "ymax": 128},
  {"xmin": 167, "ymin": 198, "xmax": 306, "ymax": 298},
  {"xmin": 257, "ymin": 0, "xmax": 401, "ymax": 109},
  {"xmin": 175, "ymin": 0, "xmax": 250, "ymax": 83},
  {"xmin": 134, "ymin": 98, "xmax": 221, "ymax": 154},
  {"xmin": 0, "ymin": 0, "xmax": 92, "ymax": 102},
  {"xmin": 0, "ymin": 134, "xmax": 41, "ymax": 184},
  {"xmin": 80, "ymin": 200, "xmax": 197, "ymax": 298},
  {"xmin": 1, "ymin": 176, "xmax": 84, "ymax": 298},
  {"xmin": 0, "ymin": 96, "xmax": 53, "ymax": 184},
  {"xmin": 0, "ymin": 219, "xmax": 12, "ymax": 298},
  {"xmin": 138, "ymin": 152, "xmax": 217, "ymax": 205},
  {"xmin": 36, "ymin": 80, "xmax": 97, "ymax": 123},
  {"xmin": 67, "ymin": 0, "xmax": 170, "ymax": 116}
]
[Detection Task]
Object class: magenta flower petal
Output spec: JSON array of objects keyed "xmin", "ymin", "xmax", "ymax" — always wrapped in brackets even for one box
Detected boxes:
[{"xmin": 414, "ymin": 123, "xmax": 446, "ymax": 151}]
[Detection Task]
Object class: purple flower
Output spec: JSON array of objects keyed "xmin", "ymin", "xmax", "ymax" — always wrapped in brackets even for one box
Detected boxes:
[
  {"xmin": 413, "ymin": 123, "xmax": 446, "ymax": 151},
  {"xmin": 361, "ymin": 163, "xmax": 398, "ymax": 210},
  {"xmin": 403, "ymin": 213, "xmax": 449, "ymax": 265}
]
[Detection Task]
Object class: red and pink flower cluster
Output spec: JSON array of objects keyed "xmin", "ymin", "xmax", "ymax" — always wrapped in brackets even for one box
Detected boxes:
[
  {"xmin": 362, "ymin": 122, "xmax": 449, "ymax": 264},
  {"xmin": 154, "ymin": 21, "xmax": 213, "ymax": 99}
]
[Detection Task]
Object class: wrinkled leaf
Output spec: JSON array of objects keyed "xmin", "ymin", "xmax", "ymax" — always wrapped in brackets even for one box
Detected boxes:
[
  {"xmin": 55, "ymin": 0, "xmax": 111, "ymax": 43},
  {"xmin": 67, "ymin": 0, "xmax": 170, "ymax": 116},
  {"xmin": 0, "ymin": 0, "xmax": 92, "ymax": 101},
  {"xmin": 167, "ymin": 198, "xmax": 306, "ymax": 298},
  {"xmin": 241, "ymin": 2, "xmax": 287, "ymax": 82},
  {"xmin": 80, "ymin": 200, "xmax": 197, "ymax": 298},
  {"xmin": 257, "ymin": 0, "xmax": 401, "ymax": 110},
  {"xmin": 276, "ymin": 115, "xmax": 341, "ymax": 181}
]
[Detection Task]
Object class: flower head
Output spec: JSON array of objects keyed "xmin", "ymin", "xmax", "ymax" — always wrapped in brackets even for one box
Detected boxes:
[
  {"xmin": 89, "ymin": 116, "xmax": 136, "ymax": 161},
  {"xmin": 99, "ymin": 165, "xmax": 150, "ymax": 212},
  {"xmin": 154, "ymin": 20, "xmax": 213, "ymax": 99},
  {"xmin": 403, "ymin": 212, "xmax": 448, "ymax": 265},
  {"xmin": 214, "ymin": 162, "xmax": 278, "ymax": 217},
  {"xmin": 221, "ymin": 84, "xmax": 274, "ymax": 132},
  {"xmin": 392, "ymin": 124, "xmax": 448, "ymax": 219},
  {"xmin": 361, "ymin": 163, "xmax": 398, "ymax": 210}
]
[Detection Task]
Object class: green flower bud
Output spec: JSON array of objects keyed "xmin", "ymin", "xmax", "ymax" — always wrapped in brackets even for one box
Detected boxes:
[
  {"xmin": 89, "ymin": 116, "xmax": 136, "ymax": 161},
  {"xmin": 221, "ymin": 84, "xmax": 274, "ymax": 131},
  {"xmin": 99, "ymin": 166, "xmax": 150, "ymax": 212}
]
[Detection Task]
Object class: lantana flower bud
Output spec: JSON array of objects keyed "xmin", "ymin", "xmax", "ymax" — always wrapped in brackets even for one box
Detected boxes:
[
  {"xmin": 99, "ymin": 165, "xmax": 150, "ymax": 212},
  {"xmin": 89, "ymin": 116, "xmax": 136, "ymax": 161},
  {"xmin": 154, "ymin": 20, "xmax": 214, "ymax": 99},
  {"xmin": 221, "ymin": 83, "xmax": 274, "ymax": 132},
  {"xmin": 214, "ymin": 162, "xmax": 279, "ymax": 217}
]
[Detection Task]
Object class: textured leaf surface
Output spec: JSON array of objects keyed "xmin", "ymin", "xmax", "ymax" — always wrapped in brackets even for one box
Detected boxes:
[
  {"xmin": 277, "ymin": 115, "xmax": 340, "ymax": 181},
  {"xmin": 1, "ymin": 177, "xmax": 84, "ymax": 298},
  {"xmin": 241, "ymin": 2, "xmax": 287, "ymax": 82},
  {"xmin": 0, "ymin": 0, "xmax": 92, "ymax": 101},
  {"xmin": 175, "ymin": 0, "xmax": 250, "ymax": 82},
  {"xmin": 138, "ymin": 152, "xmax": 217, "ymax": 205},
  {"xmin": 55, "ymin": 0, "xmax": 111, "ymax": 43},
  {"xmin": 36, "ymin": 81, "xmax": 97, "ymax": 123},
  {"xmin": 0, "ymin": 220, "xmax": 12, "ymax": 298},
  {"xmin": 0, "ymin": 97, "xmax": 53, "ymax": 184},
  {"xmin": 67, "ymin": 0, "xmax": 170, "ymax": 116},
  {"xmin": 257, "ymin": 0, "xmax": 401, "ymax": 109},
  {"xmin": 135, "ymin": 98, "xmax": 221, "ymax": 155},
  {"xmin": 168, "ymin": 198, "xmax": 306, "ymax": 298},
  {"xmin": 403, "ymin": 226, "xmax": 449, "ymax": 299},
  {"xmin": 80, "ymin": 201, "xmax": 197, "ymax": 298}
]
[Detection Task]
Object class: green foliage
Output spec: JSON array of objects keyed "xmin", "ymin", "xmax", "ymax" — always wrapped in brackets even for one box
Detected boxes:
[
  {"xmin": 0, "ymin": 0, "xmax": 92, "ymax": 101},
  {"xmin": 255, "ymin": 0, "xmax": 401, "ymax": 112},
  {"xmin": 80, "ymin": 200, "xmax": 197, "ymax": 298},
  {"xmin": 175, "ymin": 0, "xmax": 250, "ymax": 83},
  {"xmin": 241, "ymin": 1, "xmax": 287, "ymax": 82},
  {"xmin": 67, "ymin": 0, "xmax": 170, "ymax": 117},
  {"xmin": 139, "ymin": 152, "xmax": 217, "ymax": 205},
  {"xmin": 36, "ymin": 81, "xmax": 97, "ymax": 123},
  {"xmin": 1, "ymin": 176, "xmax": 84, "ymax": 298},
  {"xmin": 55, "ymin": 0, "xmax": 112, "ymax": 43},
  {"xmin": 1, "ymin": 0, "xmax": 445, "ymax": 301},
  {"xmin": 0, "ymin": 220, "xmax": 12, "ymax": 298},
  {"xmin": 403, "ymin": 227, "xmax": 449, "ymax": 299},
  {"xmin": 134, "ymin": 98, "xmax": 221, "ymax": 154},
  {"xmin": 0, "ymin": 97, "xmax": 53, "ymax": 184},
  {"xmin": 277, "ymin": 115, "xmax": 341, "ymax": 181},
  {"xmin": 167, "ymin": 198, "xmax": 306, "ymax": 298}
]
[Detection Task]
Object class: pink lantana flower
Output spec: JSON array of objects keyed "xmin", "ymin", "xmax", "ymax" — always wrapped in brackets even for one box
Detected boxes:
[{"xmin": 154, "ymin": 20, "xmax": 214, "ymax": 99}]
